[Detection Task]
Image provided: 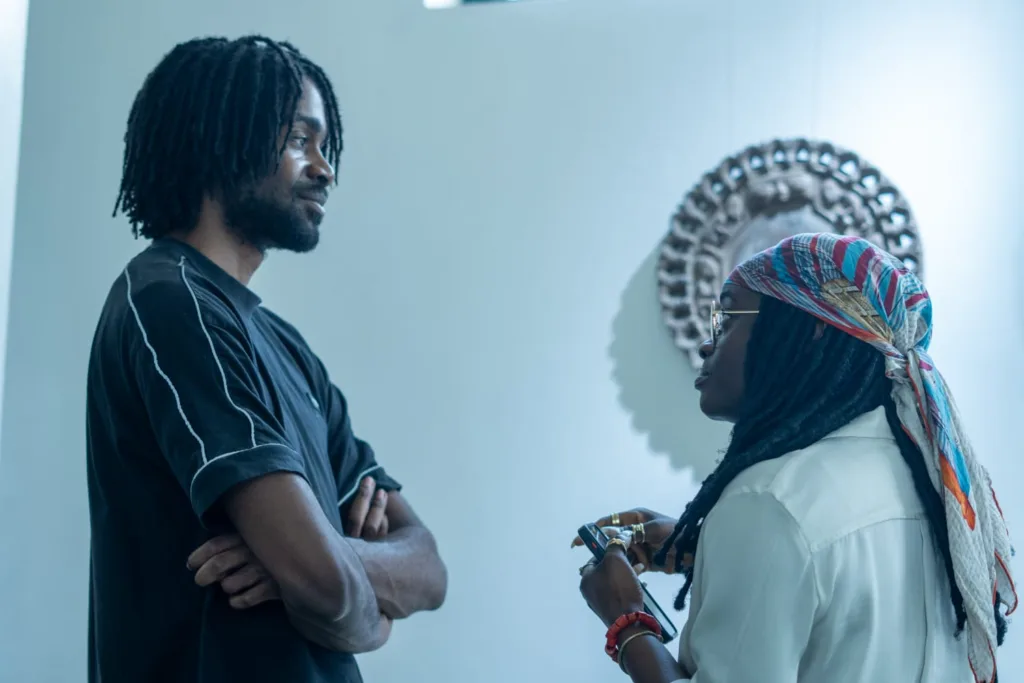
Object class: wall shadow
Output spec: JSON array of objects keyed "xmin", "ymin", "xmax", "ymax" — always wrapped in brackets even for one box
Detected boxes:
[{"xmin": 609, "ymin": 246, "xmax": 731, "ymax": 481}]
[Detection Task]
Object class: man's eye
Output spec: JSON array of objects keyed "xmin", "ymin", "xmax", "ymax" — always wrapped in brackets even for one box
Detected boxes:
[{"xmin": 291, "ymin": 135, "xmax": 308, "ymax": 146}]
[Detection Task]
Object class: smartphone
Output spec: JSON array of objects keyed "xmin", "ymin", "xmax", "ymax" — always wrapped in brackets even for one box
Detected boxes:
[{"xmin": 577, "ymin": 523, "xmax": 678, "ymax": 643}]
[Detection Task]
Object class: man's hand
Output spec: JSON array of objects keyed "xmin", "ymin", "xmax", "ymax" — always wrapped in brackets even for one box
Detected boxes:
[
  {"xmin": 187, "ymin": 533, "xmax": 281, "ymax": 609},
  {"xmin": 189, "ymin": 477, "xmax": 391, "ymax": 610},
  {"xmin": 346, "ymin": 476, "xmax": 389, "ymax": 540},
  {"xmin": 348, "ymin": 490, "xmax": 448, "ymax": 619}
]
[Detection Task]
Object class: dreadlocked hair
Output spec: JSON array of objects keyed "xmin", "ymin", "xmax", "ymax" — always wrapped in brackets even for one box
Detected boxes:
[
  {"xmin": 113, "ymin": 35, "xmax": 343, "ymax": 240},
  {"xmin": 654, "ymin": 296, "xmax": 1008, "ymax": 647}
]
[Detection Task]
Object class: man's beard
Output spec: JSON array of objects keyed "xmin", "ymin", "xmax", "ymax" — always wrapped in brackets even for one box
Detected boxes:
[{"xmin": 222, "ymin": 186, "xmax": 321, "ymax": 254}]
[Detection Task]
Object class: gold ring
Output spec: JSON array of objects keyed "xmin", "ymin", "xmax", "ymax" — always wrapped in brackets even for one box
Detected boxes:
[
  {"xmin": 631, "ymin": 523, "xmax": 646, "ymax": 544},
  {"xmin": 607, "ymin": 538, "xmax": 629, "ymax": 552},
  {"xmin": 611, "ymin": 512, "xmax": 621, "ymax": 526}
]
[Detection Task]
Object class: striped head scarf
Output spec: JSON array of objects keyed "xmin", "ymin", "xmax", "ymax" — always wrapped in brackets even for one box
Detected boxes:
[{"xmin": 725, "ymin": 233, "xmax": 1016, "ymax": 683}]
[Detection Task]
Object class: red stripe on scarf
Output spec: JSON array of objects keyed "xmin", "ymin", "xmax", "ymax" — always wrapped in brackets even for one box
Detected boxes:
[
  {"xmin": 832, "ymin": 237, "xmax": 851, "ymax": 275},
  {"xmin": 854, "ymin": 247, "xmax": 873, "ymax": 291},
  {"xmin": 992, "ymin": 486, "xmax": 1005, "ymax": 519},
  {"xmin": 782, "ymin": 240, "xmax": 800, "ymax": 284},
  {"xmin": 810, "ymin": 234, "xmax": 824, "ymax": 281},
  {"xmin": 882, "ymin": 270, "xmax": 898, "ymax": 315},
  {"xmin": 906, "ymin": 292, "xmax": 929, "ymax": 308},
  {"xmin": 967, "ymin": 637, "xmax": 998, "ymax": 683},
  {"xmin": 763, "ymin": 249, "xmax": 778, "ymax": 280},
  {"xmin": 995, "ymin": 551, "xmax": 1018, "ymax": 614}
]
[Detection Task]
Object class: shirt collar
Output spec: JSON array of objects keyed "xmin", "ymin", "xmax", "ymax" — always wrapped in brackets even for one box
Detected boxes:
[
  {"xmin": 820, "ymin": 406, "xmax": 894, "ymax": 442},
  {"xmin": 150, "ymin": 238, "xmax": 262, "ymax": 316}
]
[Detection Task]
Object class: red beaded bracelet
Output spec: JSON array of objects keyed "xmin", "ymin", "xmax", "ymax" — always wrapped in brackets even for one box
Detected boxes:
[{"xmin": 604, "ymin": 612, "xmax": 663, "ymax": 660}]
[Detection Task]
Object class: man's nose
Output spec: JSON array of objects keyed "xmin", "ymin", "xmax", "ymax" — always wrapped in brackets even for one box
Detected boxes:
[{"xmin": 307, "ymin": 150, "xmax": 335, "ymax": 186}]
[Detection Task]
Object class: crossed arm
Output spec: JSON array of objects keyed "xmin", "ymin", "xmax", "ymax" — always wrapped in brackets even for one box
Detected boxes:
[
  {"xmin": 189, "ymin": 476, "xmax": 447, "ymax": 651},
  {"xmin": 223, "ymin": 472, "xmax": 390, "ymax": 653},
  {"xmin": 128, "ymin": 278, "xmax": 445, "ymax": 655},
  {"xmin": 185, "ymin": 477, "xmax": 446, "ymax": 657}
]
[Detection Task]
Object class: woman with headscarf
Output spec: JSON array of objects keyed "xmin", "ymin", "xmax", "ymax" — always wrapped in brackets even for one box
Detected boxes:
[{"xmin": 575, "ymin": 233, "xmax": 1016, "ymax": 682}]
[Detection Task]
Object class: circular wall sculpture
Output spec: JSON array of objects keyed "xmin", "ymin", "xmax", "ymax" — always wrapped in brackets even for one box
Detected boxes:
[{"xmin": 657, "ymin": 138, "xmax": 924, "ymax": 370}]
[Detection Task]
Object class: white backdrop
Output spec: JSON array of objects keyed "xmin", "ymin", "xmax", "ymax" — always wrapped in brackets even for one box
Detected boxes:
[
  {"xmin": 0, "ymin": 0, "xmax": 29, "ymax": 457},
  {"xmin": 1, "ymin": 1, "xmax": 1022, "ymax": 681}
]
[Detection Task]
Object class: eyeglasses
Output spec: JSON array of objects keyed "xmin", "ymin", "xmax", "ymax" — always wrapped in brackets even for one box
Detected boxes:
[{"xmin": 710, "ymin": 300, "xmax": 759, "ymax": 347}]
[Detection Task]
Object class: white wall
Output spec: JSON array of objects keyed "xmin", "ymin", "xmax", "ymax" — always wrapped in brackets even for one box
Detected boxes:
[
  {"xmin": 0, "ymin": 0, "xmax": 29, "ymax": 459},
  {"xmin": 1, "ymin": 0, "xmax": 1022, "ymax": 681}
]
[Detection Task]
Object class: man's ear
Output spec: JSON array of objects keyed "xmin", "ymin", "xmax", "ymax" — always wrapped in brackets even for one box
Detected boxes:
[{"xmin": 812, "ymin": 321, "xmax": 827, "ymax": 341}]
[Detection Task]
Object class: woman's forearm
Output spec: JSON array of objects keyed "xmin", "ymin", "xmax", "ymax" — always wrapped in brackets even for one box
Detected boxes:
[{"xmin": 618, "ymin": 626, "xmax": 689, "ymax": 682}]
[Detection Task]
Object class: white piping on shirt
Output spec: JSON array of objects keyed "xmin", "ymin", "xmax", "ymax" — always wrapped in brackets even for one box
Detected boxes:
[
  {"xmin": 337, "ymin": 465, "xmax": 383, "ymax": 507},
  {"xmin": 177, "ymin": 256, "xmax": 257, "ymax": 451},
  {"xmin": 125, "ymin": 265, "xmax": 208, "ymax": 463},
  {"xmin": 126, "ymin": 259, "xmax": 294, "ymax": 500}
]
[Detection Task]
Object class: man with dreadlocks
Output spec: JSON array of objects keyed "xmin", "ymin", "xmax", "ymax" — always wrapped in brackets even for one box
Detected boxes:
[
  {"xmin": 86, "ymin": 35, "xmax": 447, "ymax": 683},
  {"xmin": 574, "ymin": 233, "xmax": 1016, "ymax": 682}
]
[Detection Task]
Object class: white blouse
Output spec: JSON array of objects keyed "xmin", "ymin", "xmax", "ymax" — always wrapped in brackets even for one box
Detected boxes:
[{"xmin": 675, "ymin": 407, "xmax": 971, "ymax": 682}]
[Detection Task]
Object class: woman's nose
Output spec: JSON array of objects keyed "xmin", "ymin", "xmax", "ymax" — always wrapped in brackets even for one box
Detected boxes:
[{"xmin": 698, "ymin": 337, "xmax": 714, "ymax": 360}]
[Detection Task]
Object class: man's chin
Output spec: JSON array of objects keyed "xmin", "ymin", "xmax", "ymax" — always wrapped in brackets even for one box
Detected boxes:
[
  {"xmin": 224, "ymin": 198, "xmax": 321, "ymax": 254},
  {"xmin": 266, "ymin": 223, "xmax": 320, "ymax": 254}
]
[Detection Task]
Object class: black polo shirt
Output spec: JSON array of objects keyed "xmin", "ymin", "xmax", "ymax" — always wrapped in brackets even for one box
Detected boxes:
[{"xmin": 86, "ymin": 238, "xmax": 400, "ymax": 683}]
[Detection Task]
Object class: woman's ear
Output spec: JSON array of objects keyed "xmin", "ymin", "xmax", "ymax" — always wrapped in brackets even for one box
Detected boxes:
[{"xmin": 812, "ymin": 321, "xmax": 826, "ymax": 341}]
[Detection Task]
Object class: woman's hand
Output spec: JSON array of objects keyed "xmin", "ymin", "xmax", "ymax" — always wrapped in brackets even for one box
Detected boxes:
[
  {"xmin": 578, "ymin": 544, "xmax": 648, "ymax": 627},
  {"xmin": 572, "ymin": 508, "xmax": 693, "ymax": 575}
]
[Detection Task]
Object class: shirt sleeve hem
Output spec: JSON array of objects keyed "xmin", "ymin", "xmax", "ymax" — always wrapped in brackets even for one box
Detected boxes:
[
  {"xmin": 336, "ymin": 464, "xmax": 403, "ymax": 508},
  {"xmin": 189, "ymin": 442, "xmax": 306, "ymax": 524}
]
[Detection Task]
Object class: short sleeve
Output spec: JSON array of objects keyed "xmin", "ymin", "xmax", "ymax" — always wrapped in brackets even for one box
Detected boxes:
[
  {"xmin": 679, "ymin": 492, "xmax": 819, "ymax": 682},
  {"xmin": 320, "ymin": 381, "xmax": 402, "ymax": 514},
  {"xmin": 126, "ymin": 275, "xmax": 306, "ymax": 525}
]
